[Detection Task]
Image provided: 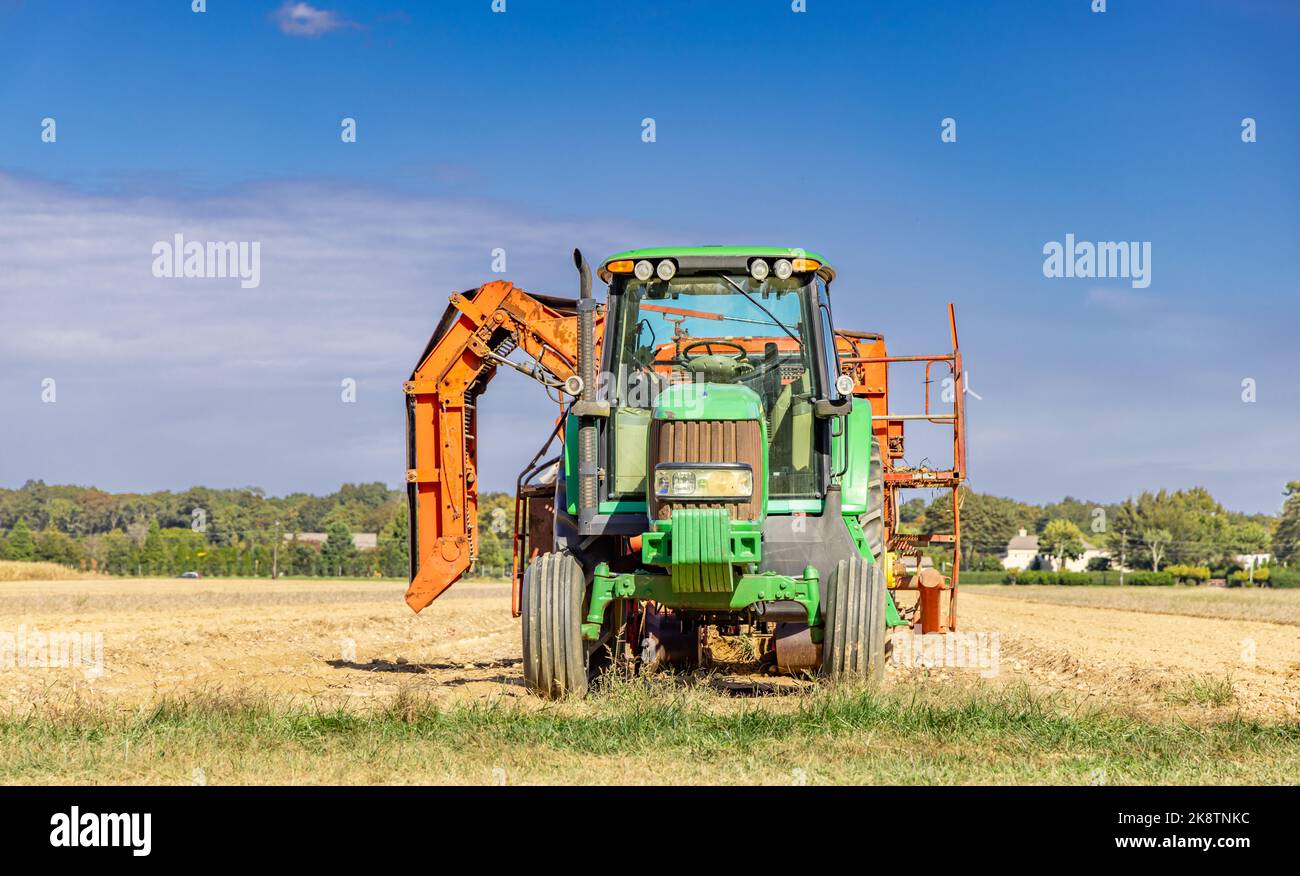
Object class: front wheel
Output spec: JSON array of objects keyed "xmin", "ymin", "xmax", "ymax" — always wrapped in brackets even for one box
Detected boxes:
[
  {"xmin": 822, "ymin": 557, "xmax": 888, "ymax": 684},
  {"xmin": 861, "ymin": 437, "xmax": 885, "ymax": 563},
  {"xmin": 521, "ymin": 551, "xmax": 590, "ymax": 699}
]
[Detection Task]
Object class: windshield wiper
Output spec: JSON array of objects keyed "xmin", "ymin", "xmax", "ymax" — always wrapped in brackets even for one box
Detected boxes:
[{"xmin": 716, "ymin": 274, "xmax": 802, "ymax": 344}]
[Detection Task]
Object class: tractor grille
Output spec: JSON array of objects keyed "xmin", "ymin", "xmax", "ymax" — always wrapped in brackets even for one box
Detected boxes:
[{"xmin": 649, "ymin": 418, "xmax": 763, "ymax": 521}]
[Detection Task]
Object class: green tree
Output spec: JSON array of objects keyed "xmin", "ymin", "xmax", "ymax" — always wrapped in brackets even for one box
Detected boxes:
[
  {"xmin": 898, "ymin": 498, "xmax": 927, "ymax": 526},
  {"xmin": 378, "ymin": 508, "xmax": 409, "ymax": 578},
  {"xmin": 285, "ymin": 539, "xmax": 318, "ymax": 576},
  {"xmin": 321, "ymin": 521, "xmax": 356, "ymax": 576},
  {"xmin": 923, "ymin": 489, "xmax": 1037, "ymax": 564},
  {"xmin": 1035, "ymin": 497, "xmax": 1114, "ymax": 537},
  {"xmin": 1113, "ymin": 488, "xmax": 1230, "ymax": 569},
  {"xmin": 1227, "ymin": 520, "xmax": 1270, "ymax": 556},
  {"xmin": 140, "ymin": 520, "xmax": 167, "ymax": 575},
  {"xmin": 5, "ymin": 518, "xmax": 36, "ymax": 561},
  {"xmin": 1040, "ymin": 519, "xmax": 1085, "ymax": 571},
  {"xmin": 1140, "ymin": 528, "xmax": 1173, "ymax": 572},
  {"xmin": 35, "ymin": 529, "xmax": 81, "ymax": 566},
  {"xmin": 103, "ymin": 530, "xmax": 135, "ymax": 575},
  {"xmin": 1273, "ymin": 482, "xmax": 1300, "ymax": 565},
  {"xmin": 474, "ymin": 493, "xmax": 513, "ymax": 576}
]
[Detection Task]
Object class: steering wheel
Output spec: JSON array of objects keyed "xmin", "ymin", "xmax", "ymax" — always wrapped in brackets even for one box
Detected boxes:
[
  {"xmin": 682, "ymin": 339, "xmax": 746, "ymax": 362},
  {"xmin": 680, "ymin": 339, "xmax": 784, "ymax": 382}
]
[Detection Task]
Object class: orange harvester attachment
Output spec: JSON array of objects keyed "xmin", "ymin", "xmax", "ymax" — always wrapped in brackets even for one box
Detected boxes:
[
  {"xmin": 402, "ymin": 281, "xmax": 597, "ymax": 614},
  {"xmin": 837, "ymin": 303, "xmax": 967, "ymax": 633}
]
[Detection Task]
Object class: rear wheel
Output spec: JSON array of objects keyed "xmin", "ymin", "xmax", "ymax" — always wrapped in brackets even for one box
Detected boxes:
[
  {"xmin": 522, "ymin": 551, "xmax": 589, "ymax": 699},
  {"xmin": 822, "ymin": 557, "xmax": 888, "ymax": 684}
]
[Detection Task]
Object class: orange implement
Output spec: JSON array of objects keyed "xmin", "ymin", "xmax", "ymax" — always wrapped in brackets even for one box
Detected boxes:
[
  {"xmin": 402, "ymin": 281, "xmax": 598, "ymax": 613},
  {"xmin": 839, "ymin": 305, "xmax": 966, "ymax": 631}
]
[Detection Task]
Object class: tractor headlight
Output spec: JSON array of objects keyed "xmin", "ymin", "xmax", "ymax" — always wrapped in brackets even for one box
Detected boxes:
[
  {"xmin": 773, "ymin": 258, "xmax": 793, "ymax": 280},
  {"xmin": 634, "ymin": 259, "xmax": 654, "ymax": 281},
  {"xmin": 655, "ymin": 259, "xmax": 677, "ymax": 281},
  {"xmin": 749, "ymin": 259, "xmax": 770, "ymax": 281},
  {"xmin": 653, "ymin": 464, "xmax": 753, "ymax": 500}
]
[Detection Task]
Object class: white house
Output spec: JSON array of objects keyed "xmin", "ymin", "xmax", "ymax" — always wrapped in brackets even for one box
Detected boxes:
[
  {"xmin": 287, "ymin": 532, "xmax": 378, "ymax": 550},
  {"xmin": 1001, "ymin": 528, "xmax": 1111, "ymax": 572},
  {"xmin": 1002, "ymin": 529, "xmax": 1040, "ymax": 571}
]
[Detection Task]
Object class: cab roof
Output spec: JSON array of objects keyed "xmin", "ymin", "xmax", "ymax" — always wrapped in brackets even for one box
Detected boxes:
[{"xmin": 598, "ymin": 246, "xmax": 834, "ymax": 284}]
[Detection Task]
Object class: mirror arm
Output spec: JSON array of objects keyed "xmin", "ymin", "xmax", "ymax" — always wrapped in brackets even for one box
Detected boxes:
[{"xmin": 813, "ymin": 396, "xmax": 852, "ymax": 418}]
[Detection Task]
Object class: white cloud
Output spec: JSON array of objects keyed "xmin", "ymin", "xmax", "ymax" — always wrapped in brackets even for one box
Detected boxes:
[
  {"xmin": 0, "ymin": 172, "xmax": 648, "ymax": 494},
  {"xmin": 272, "ymin": 2, "xmax": 360, "ymax": 38}
]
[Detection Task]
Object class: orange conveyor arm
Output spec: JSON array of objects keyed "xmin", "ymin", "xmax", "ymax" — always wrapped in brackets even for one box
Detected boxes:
[{"xmin": 402, "ymin": 280, "xmax": 591, "ymax": 613}]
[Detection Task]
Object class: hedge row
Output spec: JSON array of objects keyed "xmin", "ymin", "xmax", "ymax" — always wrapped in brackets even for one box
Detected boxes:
[
  {"xmin": 960, "ymin": 567, "xmax": 1298, "ymax": 587},
  {"xmin": 957, "ymin": 569, "xmax": 1173, "ymax": 586},
  {"xmin": 1123, "ymin": 571, "xmax": 1176, "ymax": 586},
  {"xmin": 1269, "ymin": 567, "xmax": 1300, "ymax": 588}
]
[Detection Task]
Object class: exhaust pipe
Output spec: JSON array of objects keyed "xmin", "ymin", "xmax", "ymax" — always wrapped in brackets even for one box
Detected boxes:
[{"xmin": 573, "ymin": 248, "xmax": 599, "ymax": 533}]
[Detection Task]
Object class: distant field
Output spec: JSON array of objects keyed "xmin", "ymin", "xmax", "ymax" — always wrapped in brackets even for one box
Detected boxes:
[
  {"xmin": 0, "ymin": 561, "xmax": 106, "ymax": 582},
  {"xmin": 961, "ymin": 584, "xmax": 1300, "ymax": 626}
]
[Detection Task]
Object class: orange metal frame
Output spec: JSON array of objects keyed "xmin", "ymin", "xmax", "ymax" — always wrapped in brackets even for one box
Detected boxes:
[
  {"xmin": 402, "ymin": 281, "xmax": 597, "ymax": 614},
  {"xmin": 839, "ymin": 304, "xmax": 966, "ymax": 632}
]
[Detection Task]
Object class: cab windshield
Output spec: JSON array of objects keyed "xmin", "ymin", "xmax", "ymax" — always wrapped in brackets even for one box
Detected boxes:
[{"xmin": 607, "ymin": 273, "xmax": 824, "ymax": 500}]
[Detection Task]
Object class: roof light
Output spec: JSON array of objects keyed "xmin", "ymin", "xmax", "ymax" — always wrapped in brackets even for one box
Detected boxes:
[
  {"xmin": 655, "ymin": 259, "xmax": 677, "ymax": 281},
  {"xmin": 749, "ymin": 259, "xmax": 770, "ymax": 281},
  {"xmin": 634, "ymin": 259, "xmax": 654, "ymax": 281},
  {"xmin": 773, "ymin": 258, "xmax": 793, "ymax": 280},
  {"xmin": 791, "ymin": 258, "xmax": 821, "ymax": 272},
  {"xmin": 606, "ymin": 260, "xmax": 635, "ymax": 274}
]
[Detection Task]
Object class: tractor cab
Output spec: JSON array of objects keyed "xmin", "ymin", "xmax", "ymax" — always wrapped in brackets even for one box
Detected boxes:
[{"xmin": 596, "ymin": 248, "xmax": 842, "ymax": 512}]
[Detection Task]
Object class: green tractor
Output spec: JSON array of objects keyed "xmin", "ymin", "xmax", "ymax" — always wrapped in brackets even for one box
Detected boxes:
[{"xmin": 403, "ymin": 246, "xmax": 966, "ymax": 698}]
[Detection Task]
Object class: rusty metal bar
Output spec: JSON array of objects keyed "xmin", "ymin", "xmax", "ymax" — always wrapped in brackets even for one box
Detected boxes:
[{"xmin": 843, "ymin": 353, "xmax": 954, "ymax": 364}]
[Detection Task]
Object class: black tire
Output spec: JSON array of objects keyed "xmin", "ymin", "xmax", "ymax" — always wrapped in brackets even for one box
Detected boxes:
[
  {"xmin": 861, "ymin": 437, "xmax": 885, "ymax": 563},
  {"xmin": 822, "ymin": 557, "xmax": 887, "ymax": 684},
  {"xmin": 521, "ymin": 551, "xmax": 589, "ymax": 699}
]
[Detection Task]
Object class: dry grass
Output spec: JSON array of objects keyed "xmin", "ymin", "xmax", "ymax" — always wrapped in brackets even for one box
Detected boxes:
[
  {"xmin": 0, "ymin": 575, "xmax": 496, "ymax": 616},
  {"xmin": 0, "ymin": 561, "xmax": 105, "ymax": 582},
  {"xmin": 1164, "ymin": 673, "xmax": 1238, "ymax": 707},
  {"xmin": 962, "ymin": 583, "xmax": 1300, "ymax": 626}
]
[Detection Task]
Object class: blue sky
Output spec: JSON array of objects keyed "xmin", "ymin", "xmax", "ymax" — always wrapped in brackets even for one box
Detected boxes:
[{"xmin": 1, "ymin": 0, "xmax": 1297, "ymax": 513}]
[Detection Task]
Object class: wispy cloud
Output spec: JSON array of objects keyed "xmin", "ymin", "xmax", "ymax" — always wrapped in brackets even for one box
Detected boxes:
[
  {"xmin": 1085, "ymin": 286, "xmax": 1155, "ymax": 314},
  {"xmin": 272, "ymin": 2, "xmax": 361, "ymax": 38},
  {"xmin": 0, "ymin": 172, "xmax": 647, "ymax": 494}
]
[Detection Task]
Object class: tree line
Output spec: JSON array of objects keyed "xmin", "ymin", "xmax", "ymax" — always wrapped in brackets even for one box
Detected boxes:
[
  {"xmin": 1, "ymin": 478, "xmax": 1296, "ymax": 580},
  {"xmin": 0, "ymin": 481, "xmax": 515, "ymax": 579},
  {"xmin": 909, "ymin": 483, "xmax": 1297, "ymax": 577}
]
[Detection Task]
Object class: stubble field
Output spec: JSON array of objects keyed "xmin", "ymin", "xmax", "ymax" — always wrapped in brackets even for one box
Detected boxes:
[{"xmin": 0, "ymin": 577, "xmax": 1296, "ymax": 785}]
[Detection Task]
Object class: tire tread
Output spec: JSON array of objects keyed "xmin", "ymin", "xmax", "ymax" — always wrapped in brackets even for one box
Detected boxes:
[
  {"xmin": 522, "ymin": 552, "xmax": 587, "ymax": 699},
  {"xmin": 823, "ymin": 557, "xmax": 887, "ymax": 683}
]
